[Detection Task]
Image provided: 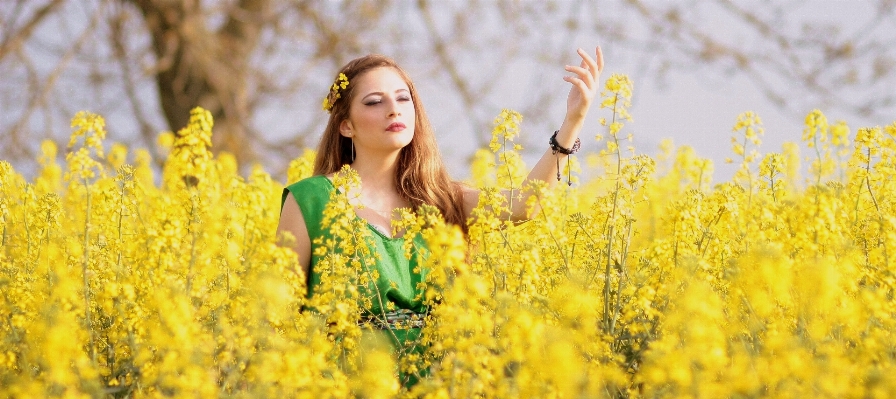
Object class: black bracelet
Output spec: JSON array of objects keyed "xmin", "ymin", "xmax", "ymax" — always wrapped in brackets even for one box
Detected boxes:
[
  {"xmin": 549, "ymin": 130, "xmax": 580, "ymax": 185},
  {"xmin": 549, "ymin": 130, "xmax": 581, "ymax": 155}
]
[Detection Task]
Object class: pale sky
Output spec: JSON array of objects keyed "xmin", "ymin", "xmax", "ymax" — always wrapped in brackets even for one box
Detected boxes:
[
  {"xmin": 419, "ymin": 1, "xmax": 891, "ymax": 185},
  {"xmin": 612, "ymin": 1, "xmax": 886, "ymax": 184},
  {"xmin": 3, "ymin": 1, "xmax": 892, "ymax": 186}
]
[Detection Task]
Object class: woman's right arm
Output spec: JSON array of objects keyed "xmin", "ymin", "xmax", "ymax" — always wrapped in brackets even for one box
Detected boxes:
[{"xmin": 277, "ymin": 192, "xmax": 312, "ymax": 279}]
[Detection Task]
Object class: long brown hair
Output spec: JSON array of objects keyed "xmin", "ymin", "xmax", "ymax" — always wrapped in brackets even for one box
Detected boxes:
[{"xmin": 313, "ymin": 54, "xmax": 467, "ymax": 230}]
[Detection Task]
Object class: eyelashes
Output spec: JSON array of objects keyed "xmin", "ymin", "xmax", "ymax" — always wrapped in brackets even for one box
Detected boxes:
[{"xmin": 363, "ymin": 96, "xmax": 412, "ymax": 106}]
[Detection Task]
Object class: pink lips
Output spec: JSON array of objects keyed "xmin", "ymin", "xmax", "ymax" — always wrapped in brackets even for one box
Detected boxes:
[{"xmin": 386, "ymin": 122, "xmax": 406, "ymax": 132}]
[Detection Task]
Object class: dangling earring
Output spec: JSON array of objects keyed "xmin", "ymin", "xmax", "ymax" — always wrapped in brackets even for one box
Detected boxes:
[{"xmin": 351, "ymin": 138, "xmax": 356, "ymax": 162}]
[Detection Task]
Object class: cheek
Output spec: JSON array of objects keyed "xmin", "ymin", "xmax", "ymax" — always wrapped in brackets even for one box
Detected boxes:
[{"xmin": 351, "ymin": 109, "xmax": 377, "ymax": 128}]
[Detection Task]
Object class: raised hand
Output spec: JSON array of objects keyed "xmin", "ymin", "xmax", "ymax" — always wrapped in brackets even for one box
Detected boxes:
[{"xmin": 563, "ymin": 46, "xmax": 604, "ymax": 126}]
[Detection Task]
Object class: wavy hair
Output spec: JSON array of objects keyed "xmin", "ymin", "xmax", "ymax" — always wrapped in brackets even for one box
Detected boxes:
[{"xmin": 313, "ymin": 54, "xmax": 467, "ymax": 231}]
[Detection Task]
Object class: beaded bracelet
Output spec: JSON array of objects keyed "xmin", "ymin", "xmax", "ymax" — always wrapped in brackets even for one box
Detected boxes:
[{"xmin": 549, "ymin": 130, "xmax": 580, "ymax": 185}]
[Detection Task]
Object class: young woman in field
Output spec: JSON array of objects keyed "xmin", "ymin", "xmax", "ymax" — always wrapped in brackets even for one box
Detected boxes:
[{"xmin": 277, "ymin": 47, "xmax": 603, "ymax": 382}]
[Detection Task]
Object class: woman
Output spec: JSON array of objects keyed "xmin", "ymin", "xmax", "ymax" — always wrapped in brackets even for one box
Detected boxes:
[{"xmin": 277, "ymin": 47, "xmax": 603, "ymax": 381}]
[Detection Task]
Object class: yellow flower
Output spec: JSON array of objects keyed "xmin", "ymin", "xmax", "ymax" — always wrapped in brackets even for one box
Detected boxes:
[
  {"xmin": 5, "ymin": 89, "xmax": 896, "ymax": 398},
  {"xmin": 323, "ymin": 73, "xmax": 350, "ymax": 112}
]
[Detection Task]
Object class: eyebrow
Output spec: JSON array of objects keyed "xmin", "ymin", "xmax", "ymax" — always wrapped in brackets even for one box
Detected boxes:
[{"xmin": 361, "ymin": 88, "xmax": 411, "ymax": 100}]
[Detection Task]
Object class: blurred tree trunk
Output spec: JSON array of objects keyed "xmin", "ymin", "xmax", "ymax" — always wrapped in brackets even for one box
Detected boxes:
[{"xmin": 126, "ymin": 0, "xmax": 269, "ymax": 165}]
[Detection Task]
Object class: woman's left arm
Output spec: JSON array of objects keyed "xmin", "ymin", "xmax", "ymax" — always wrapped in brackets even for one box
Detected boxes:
[{"xmin": 512, "ymin": 46, "xmax": 604, "ymax": 220}]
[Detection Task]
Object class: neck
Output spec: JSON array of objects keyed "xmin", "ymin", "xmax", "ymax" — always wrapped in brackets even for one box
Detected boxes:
[{"xmin": 350, "ymin": 150, "xmax": 401, "ymax": 195}]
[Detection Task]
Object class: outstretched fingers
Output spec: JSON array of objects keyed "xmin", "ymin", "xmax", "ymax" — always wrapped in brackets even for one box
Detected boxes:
[
  {"xmin": 593, "ymin": 46, "xmax": 604, "ymax": 77},
  {"xmin": 577, "ymin": 47, "xmax": 600, "ymax": 81},
  {"xmin": 564, "ymin": 51, "xmax": 600, "ymax": 99},
  {"xmin": 565, "ymin": 64, "xmax": 594, "ymax": 87}
]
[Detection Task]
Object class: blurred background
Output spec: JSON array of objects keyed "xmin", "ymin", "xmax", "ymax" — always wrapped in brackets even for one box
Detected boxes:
[{"xmin": 2, "ymin": 0, "xmax": 894, "ymax": 183}]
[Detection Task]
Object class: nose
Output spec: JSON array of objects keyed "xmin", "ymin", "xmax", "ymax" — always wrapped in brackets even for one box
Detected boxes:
[{"xmin": 387, "ymin": 98, "xmax": 401, "ymax": 117}]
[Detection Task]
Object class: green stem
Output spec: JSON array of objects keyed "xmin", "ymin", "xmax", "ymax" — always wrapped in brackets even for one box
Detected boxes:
[
  {"xmin": 503, "ymin": 134, "xmax": 515, "ymax": 222},
  {"xmin": 864, "ymin": 154, "xmax": 888, "ymax": 266},
  {"xmin": 24, "ymin": 188, "xmax": 33, "ymax": 273},
  {"xmin": 609, "ymin": 221, "xmax": 633, "ymax": 335},
  {"xmin": 186, "ymin": 193, "xmax": 198, "ymax": 295},
  {"xmin": 538, "ymin": 197, "xmax": 569, "ymax": 275},
  {"xmin": 602, "ymin": 96, "xmax": 622, "ymax": 333},
  {"xmin": 82, "ymin": 178, "xmax": 97, "ymax": 366},
  {"xmin": 814, "ymin": 133, "xmax": 823, "ymax": 186}
]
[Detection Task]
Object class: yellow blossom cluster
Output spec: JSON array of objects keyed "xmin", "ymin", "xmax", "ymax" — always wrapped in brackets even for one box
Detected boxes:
[
  {"xmin": 2, "ymin": 80, "xmax": 896, "ymax": 397},
  {"xmin": 488, "ymin": 109, "xmax": 527, "ymax": 192},
  {"xmin": 322, "ymin": 73, "xmax": 350, "ymax": 112}
]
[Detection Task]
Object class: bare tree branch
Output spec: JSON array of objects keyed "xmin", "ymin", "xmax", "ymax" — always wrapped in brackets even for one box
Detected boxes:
[
  {"xmin": 0, "ymin": 0, "xmax": 65, "ymax": 60},
  {"xmin": 6, "ymin": 1, "xmax": 106, "ymax": 161},
  {"xmin": 417, "ymin": 0, "xmax": 488, "ymax": 149},
  {"xmin": 622, "ymin": 0, "xmax": 896, "ymax": 121}
]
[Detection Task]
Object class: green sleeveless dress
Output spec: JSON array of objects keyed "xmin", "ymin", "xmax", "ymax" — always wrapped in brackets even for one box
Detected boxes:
[{"xmin": 281, "ymin": 175, "xmax": 429, "ymax": 381}]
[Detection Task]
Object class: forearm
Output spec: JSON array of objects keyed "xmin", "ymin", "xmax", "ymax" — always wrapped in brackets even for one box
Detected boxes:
[
  {"xmin": 525, "ymin": 119, "xmax": 583, "ymax": 184},
  {"xmin": 508, "ymin": 120, "xmax": 584, "ymax": 221}
]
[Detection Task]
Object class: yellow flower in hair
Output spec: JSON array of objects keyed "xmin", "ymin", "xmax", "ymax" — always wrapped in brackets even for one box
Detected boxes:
[{"xmin": 323, "ymin": 73, "xmax": 350, "ymax": 112}]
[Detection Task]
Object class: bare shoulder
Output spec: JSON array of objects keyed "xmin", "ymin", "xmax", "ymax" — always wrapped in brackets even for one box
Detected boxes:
[
  {"xmin": 459, "ymin": 184, "xmax": 480, "ymax": 219},
  {"xmin": 279, "ymin": 192, "xmax": 305, "ymax": 222},
  {"xmin": 277, "ymin": 191, "xmax": 312, "ymax": 273}
]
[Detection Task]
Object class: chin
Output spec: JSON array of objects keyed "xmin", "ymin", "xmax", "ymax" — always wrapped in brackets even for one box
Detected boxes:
[{"xmin": 393, "ymin": 131, "xmax": 415, "ymax": 147}]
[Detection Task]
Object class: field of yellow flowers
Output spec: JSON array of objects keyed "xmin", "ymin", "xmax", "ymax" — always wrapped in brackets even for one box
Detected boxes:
[{"xmin": 2, "ymin": 74, "xmax": 896, "ymax": 398}]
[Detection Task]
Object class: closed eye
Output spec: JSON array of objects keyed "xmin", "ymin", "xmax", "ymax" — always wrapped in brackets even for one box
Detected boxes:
[{"xmin": 363, "ymin": 95, "xmax": 412, "ymax": 106}]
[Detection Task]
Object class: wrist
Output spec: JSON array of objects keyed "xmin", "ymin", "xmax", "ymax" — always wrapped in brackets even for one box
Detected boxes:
[
  {"xmin": 555, "ymin": 121, "xmax": 583, "ymax": 149},
  {"xmin": 549, "ymin": 130, "xmax": 581, "ymax": 155},
  {"xmin": 549, "ymin": 128, "xmax": 581, "ymax": 187}
]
